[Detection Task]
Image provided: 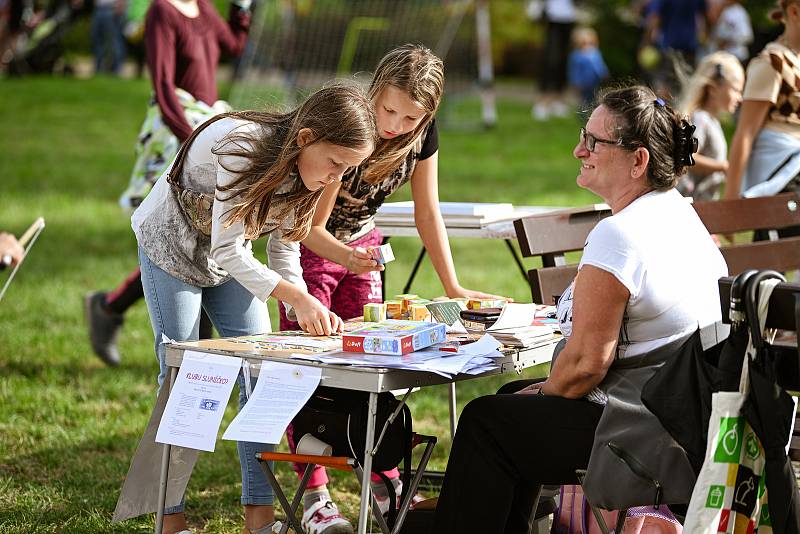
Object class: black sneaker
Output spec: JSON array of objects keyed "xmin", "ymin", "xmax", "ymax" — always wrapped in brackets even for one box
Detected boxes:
[{"xmin": 84, "ymin": 291, "xmax": 123, "ymax": 367}]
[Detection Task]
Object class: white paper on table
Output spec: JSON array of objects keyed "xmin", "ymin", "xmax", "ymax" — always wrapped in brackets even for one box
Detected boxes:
[
  {"xmin": 222, "ymin": 361, "xmax": 322, "ymax": 445},
  {"xmin": 446, "ymin": 320, "xmax": 468, "ymax": 334},
  {"xmin": 487, "ymin": 303, "xmax": 537, "ymax": 332},
  {"xmin": 155, "ymin": 351, "xmax": 242, "ymax": 452},
  {"xmin": 461, "ymin": 334, "xmax": 503, "ymax": 357}
]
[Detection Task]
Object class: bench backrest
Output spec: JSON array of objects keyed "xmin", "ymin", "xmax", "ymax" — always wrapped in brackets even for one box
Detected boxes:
[
  {"xmin": 514, "ymin": 193, "xmax": 800, "ymax": 304},
  {"xmin": 513, "ymin": 204, "xmax": 610, "ymax": 304}
]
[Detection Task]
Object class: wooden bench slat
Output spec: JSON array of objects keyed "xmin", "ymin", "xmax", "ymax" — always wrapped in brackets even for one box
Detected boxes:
[
  {"xmin": 694, "ymin": 193, "xmax": 800, "ymax": 234},
  {"xmin": 514, "ymin": 207, "xmax": 610, "ymax": 257},
  {"xmin": 721, "ymin": 237, "xmax": 800, "ymax": 275},
  {"xmin": 528, "ymin": 266, "xmax": 579, "ymax": 305}
]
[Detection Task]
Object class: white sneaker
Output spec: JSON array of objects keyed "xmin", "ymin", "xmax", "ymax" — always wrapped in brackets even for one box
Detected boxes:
[
  {"xmin": 550, "ymin": 100, "xmax": 569, "ymax": 118},
  {"xmin": 301, "ymin": 497, "xmax": 353, "ymax": 534},
  {"xmin": 532, "ymin": 103, "xmax": 550, "ymax": 121}
]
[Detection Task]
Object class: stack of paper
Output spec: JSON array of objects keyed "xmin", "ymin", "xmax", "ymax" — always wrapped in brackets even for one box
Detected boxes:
[
  {"xmin": 290, "ymin": 334, "xmax": 507, "ymax": 378},
  {"xmin": 471, "ymin": 303, "xmax": 558, "ymax": 347},
  {"xmin": 487, "ymin": 326, "xmax": 555, "ymax": 348}
]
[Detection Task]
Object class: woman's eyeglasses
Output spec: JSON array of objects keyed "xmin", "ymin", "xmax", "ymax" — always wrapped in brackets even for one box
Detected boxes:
[{"xmin": 579, "ymin": 128, "xmax": 624, "ymax": 152}]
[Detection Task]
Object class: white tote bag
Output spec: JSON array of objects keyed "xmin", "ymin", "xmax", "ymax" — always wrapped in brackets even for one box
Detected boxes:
[{"xmin": 682, "ymin": 280, "xmax": 783, "ymax": 534}]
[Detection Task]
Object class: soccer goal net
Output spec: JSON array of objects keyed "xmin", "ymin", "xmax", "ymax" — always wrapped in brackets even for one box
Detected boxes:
[{"xmin": 229, "ymin": 0, "xmax": 494, "ymax": 127}]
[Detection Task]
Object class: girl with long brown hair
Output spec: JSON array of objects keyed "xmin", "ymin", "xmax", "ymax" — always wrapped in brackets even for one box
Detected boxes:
[
  {"xmin": 279, "ymin": 43, "xmax": 505, "ymax": 534},
  {"xmin": 132, "ymin": 82, "xmax": 376, "ymax": 534}
]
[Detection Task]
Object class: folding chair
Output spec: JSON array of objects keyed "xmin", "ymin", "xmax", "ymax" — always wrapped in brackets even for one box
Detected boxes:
[
  {"xmin": 575, "ymin": 469, "xmax": 628, "ymax": 534},
  {"xmin": 257, "ymin": 432, "xmax": 437, "ymax": 534}
]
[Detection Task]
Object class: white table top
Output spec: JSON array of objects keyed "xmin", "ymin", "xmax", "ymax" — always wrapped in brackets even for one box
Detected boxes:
[
  {"xmin": 375, "ymin": 204, "xmax": 560, "ymax": 239},
  {"xmin": 165, "ymin": 337, "xmax": 558, "ymax": 393}
]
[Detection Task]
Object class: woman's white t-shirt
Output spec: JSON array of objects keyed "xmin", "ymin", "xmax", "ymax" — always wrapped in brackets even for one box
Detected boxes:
[{"xmin": 556, "ymin": 189, "xmax": 728, "ymax": 358}]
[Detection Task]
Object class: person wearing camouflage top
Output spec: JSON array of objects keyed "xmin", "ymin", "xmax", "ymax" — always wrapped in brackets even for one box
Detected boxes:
[{"xmin": 279, "ymin": 44, "xmax": 507, "ymax": 534}]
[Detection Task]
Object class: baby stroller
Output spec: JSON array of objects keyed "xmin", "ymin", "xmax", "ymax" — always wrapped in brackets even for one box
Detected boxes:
[{"xmin": 4, "ymin": 0, "xmax": 84, "ymax": 75}]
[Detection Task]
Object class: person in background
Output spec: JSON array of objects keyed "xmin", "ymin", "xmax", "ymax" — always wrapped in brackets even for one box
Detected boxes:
[
  {"xmin": 134, "ymin": 83, "xmax": 376, "ymax": 534},
  {"xmin": 84, "ymin": 0, "xmax": 251, "ymax": 366},
  {"xmin": 707, "ymin": 0, "xmax": 753, "ymax": 63},
  {"xmin": 567, "ymin": 26, "xmax": 609, "ymax": 108},
  {"xmin": 279, "ymin": 43, "xmax": 506, "ymax": 534},
  {"xmin": 433, "ymin": 84, "xmax": 727, "ymax": 534},
  {"xmin": 645, "ymin": 0, "xmax": 710, "ymax": 97},
  {"xmin": 725, "ymin": 0, "xmax": 800, "ymax": 234},
  {"xmin": 532, "ymin": 0, "xmax": 577, "ymax": 120},
  {"xmin": 0, "ymin": 232, "xmax": 24, "ymax": 268},
  {"xmin": 91, "ymin": 0, "xmax": 126, "ymax": 74},
  {"xmin": 676, "ymin": 51, "xmax": 744, "ymax": 200}
]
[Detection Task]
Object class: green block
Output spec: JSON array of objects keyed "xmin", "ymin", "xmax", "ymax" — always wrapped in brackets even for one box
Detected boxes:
[
  {"xmin": 706, "ymin": 485, "xmax": 725, "ymax": 509},
  {"xmin": 714, "ymin": 417, "xmax": 744, "ymax": 463}
]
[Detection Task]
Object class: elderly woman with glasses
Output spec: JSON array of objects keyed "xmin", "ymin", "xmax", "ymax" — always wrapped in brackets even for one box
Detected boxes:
[{"xmin": 432, "ymin": 84, "xmax": 728, "ymax": 534}]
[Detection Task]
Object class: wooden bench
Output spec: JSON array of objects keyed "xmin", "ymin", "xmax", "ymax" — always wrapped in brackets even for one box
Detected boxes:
[{"xmin": 514, "ymin": 192, "xmax": 800, "ymax": 304}]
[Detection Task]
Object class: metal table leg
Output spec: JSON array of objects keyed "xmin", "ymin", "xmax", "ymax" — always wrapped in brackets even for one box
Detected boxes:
[
  {"xmin": 357, "ymin": 392, "xmax": 379, "ymax": 534},
  {"xmin": 403, "ymin": 247, "xmax": 427, "ymax": 294},
  {"xmin": 154, "ymin": 366, "xmax": 177, "ymax": 534},
  {"xmin": 448, "ymin": 383, "xmax": 457, "ymax": 440}
]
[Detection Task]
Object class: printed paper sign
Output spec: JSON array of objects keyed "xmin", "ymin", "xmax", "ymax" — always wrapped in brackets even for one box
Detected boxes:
[
  {"xmin": 155, "ymin": 351, "xmax": 242, "ymax": 452},
  {"xmin": 223, "ymin": 361, "xmax": 322, "ymax": 444}
]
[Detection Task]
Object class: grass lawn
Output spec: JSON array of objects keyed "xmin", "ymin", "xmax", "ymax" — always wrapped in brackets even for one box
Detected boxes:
[{"xmin": 0, "ymin": 76, "xmax": 598, "ymax": 533}]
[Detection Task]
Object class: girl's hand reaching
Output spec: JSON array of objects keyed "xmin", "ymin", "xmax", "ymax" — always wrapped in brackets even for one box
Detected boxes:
[
  {"xmin": 345, "ymin": 246, "xmax": 384, "ymax": 274},
  {"xmin": 447, "ymin": 285, "xmax": 513, "ymax": 302},
  {"xmin": 294, "ymin": 292, "xmax": 343, "ymax": 335}
]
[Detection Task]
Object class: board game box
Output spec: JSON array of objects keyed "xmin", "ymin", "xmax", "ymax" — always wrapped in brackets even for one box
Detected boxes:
[{"xmin": 342, "ymin": 320, "xmax": 447, "ymax": 355}]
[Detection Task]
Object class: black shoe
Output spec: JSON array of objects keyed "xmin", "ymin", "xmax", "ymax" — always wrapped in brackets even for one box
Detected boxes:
[{"xmin": 84, "ymin": 291, "xmax": 123, "ymax": 366}]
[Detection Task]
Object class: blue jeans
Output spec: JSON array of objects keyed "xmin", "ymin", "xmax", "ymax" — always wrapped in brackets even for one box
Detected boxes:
[
  {"xmin": 91, "ymin": 5, "xmax": 126, "ymax": 74},
  {"xmin": 139, "ymin": 247, "xmax": 275, "ymax": 513}
]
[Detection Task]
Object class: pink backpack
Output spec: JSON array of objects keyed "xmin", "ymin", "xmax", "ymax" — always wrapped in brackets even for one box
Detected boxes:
[{"xmin": 551, "ymin": 485, "xmax": 682, "ymax": 534}]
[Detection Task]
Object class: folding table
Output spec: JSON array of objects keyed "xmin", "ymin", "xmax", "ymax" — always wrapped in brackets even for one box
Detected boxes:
[{"xmin": 152, "ymin": 336, "xmax": 559, "ymax": 534}]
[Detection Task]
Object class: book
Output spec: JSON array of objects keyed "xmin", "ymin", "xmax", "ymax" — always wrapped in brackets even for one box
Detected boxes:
[
  {"xmin": 425, "ymin": 299, "xmax": 467, "ymax": 326},
  {"xmin": 462, "ymin": 303, "xmax": 556, "ymax": 347},
  {"xmin": 226, "ymin": 332, "xmax": 342, "ymax": 353},
  {"xmin": 342, "ymin": 320, "xmax": 447, "ymax": 355}
]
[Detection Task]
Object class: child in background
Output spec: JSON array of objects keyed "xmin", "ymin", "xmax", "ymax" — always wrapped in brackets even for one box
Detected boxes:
[
  {"xmin": 707, "ymin": 0, "xmax": 753, "ymax": 63},
  {"xmin": 567, "ymin": 27, "xmax": 609, "ymax": 108},
  {"xmin": 677, "ymin": 51, "xmax": 744, "ymax": 200}
]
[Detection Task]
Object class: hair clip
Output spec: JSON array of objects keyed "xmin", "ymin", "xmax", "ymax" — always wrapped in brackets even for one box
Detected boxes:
[
  {"xmin": 714, "ymin": 63, "xmax": 725, "ymax": 81},
  {"xmin": 654, "ymin": 98, "xmax": 666, "ymax": 108},
  {"xmin": 675, "ymin": 121, "xmax": 698, "ymax": 167}
]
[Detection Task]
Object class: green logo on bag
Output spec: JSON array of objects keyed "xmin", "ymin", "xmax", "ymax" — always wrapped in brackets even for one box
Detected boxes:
[
  {"xmin": 745, "ymin": 431, "xmax": 761, "ymax": 461},
  {"xmin": 706, "ymin": 485, "xmax": 725, "ymax": 509},
  {"xmin": 715, "ymin": 417, "xmax": 744, "ymax": 463},
  {"xmin": 760, "ymin": 503, "xmax": 771, "ymax": 526}
]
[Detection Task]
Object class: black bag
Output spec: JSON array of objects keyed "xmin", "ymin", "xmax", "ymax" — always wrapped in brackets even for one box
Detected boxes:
[
  {"xmin": 292, "ymin": 386, "xmax": 413, "ymax": 526},
  {"xmin": 291, "ymin": 386, "xmax": 412, "ymax": 472}
]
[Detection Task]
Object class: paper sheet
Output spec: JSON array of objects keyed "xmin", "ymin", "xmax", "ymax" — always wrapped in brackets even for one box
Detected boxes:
[
  {"xmin": 155, "ymin": 351, "xmax": 242, "ymax": 452},
  {"xmin": 223, "ymin": 361, "xmax": 322, "ymax": 444},
  {"xmin": 487, "ymin": 303, "xmax": 538, "ymax": 331}
]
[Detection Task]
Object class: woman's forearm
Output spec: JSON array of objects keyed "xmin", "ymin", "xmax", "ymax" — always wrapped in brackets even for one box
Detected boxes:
[
  {"xmin": 725, "ymin": 129, "xmax": 752, "ymax": 199},
  {"xmin": 691, "ymin": 154, "xmax": 727, "ymax": 176},
  {"xmin": 542, "ymin": 344, "xmax": 610, "ymax": 398},
  {"xmin": 724, "ymin": 100, "xmax": 771, "ymax": 200}
]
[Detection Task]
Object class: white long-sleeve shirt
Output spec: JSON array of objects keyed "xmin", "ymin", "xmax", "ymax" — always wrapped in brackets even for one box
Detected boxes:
[{"xmin": 133, "ymin": 117, "xmax": 307, "ymax": 306}]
